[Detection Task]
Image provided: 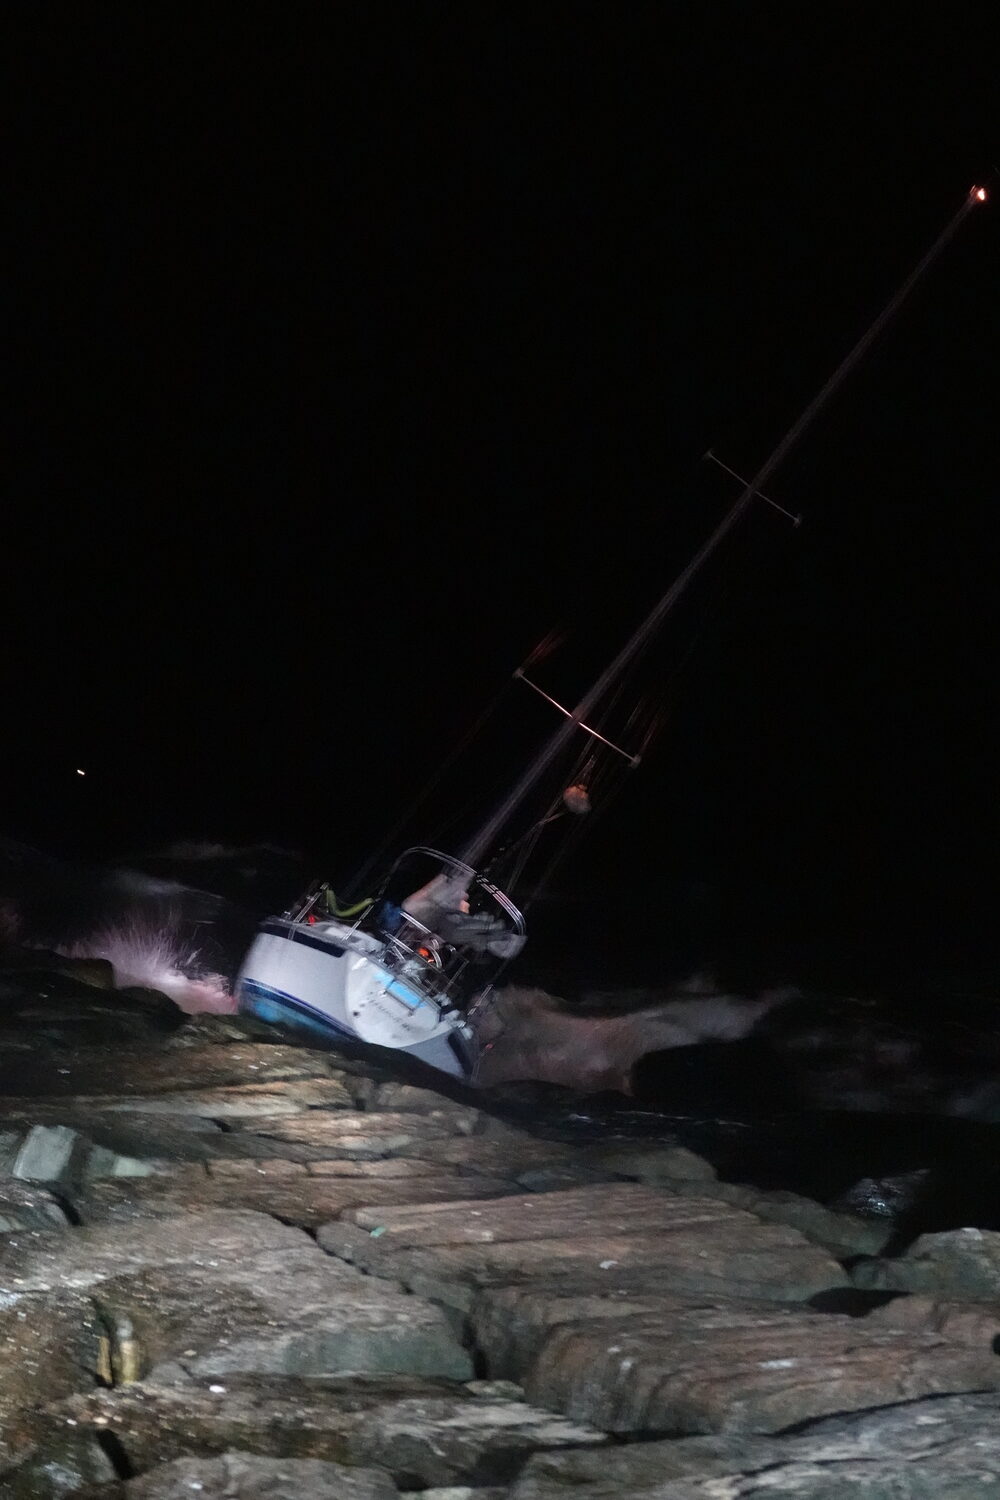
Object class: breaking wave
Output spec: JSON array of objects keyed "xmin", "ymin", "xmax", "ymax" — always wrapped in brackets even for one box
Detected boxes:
[
  {"xmin": 479, "ymin": 980, "xmax": 793, "ymax": 1092},
  {"xmin": 57, "ymin": 917, "xmax": 236, "ymax": 1014}
]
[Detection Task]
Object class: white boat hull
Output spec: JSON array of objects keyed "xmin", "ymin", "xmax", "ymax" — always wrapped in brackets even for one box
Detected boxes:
[{"xmin": 235, "ymin": 918, "xmax": 480, "ymax": 1081}]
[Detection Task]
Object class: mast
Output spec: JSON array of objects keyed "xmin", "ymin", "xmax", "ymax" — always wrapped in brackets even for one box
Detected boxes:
[{"xmin": 460, "ymin": 185, "xmax": 988, "ymax": 872}]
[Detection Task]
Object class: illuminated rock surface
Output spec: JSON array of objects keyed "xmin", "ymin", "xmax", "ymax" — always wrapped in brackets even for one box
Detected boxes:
[{"xmin": 1, "ymin": 953, "xmax": 1000, "ymax": 1496}]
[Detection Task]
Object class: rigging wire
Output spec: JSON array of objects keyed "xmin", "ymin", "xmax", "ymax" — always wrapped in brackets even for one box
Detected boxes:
[
  {"xmin": 459, "ymin": 185, "xmax": 989, "ymax": 872},
  {"xmin": 344, "ymin": 673, "xmax": 518, "ymax": 897},
  {"xmin": 488, "ymin": 502, "xmax": 791, "ymax": 908},
  {"xmin": 485, "ymin": 480, "xmax": 781, "ymax": 907}
]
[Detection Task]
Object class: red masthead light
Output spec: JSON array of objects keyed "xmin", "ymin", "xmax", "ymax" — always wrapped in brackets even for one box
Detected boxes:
[{"xmin": 973, "ymin": 186, "xmax": 987, "ymax": 202}]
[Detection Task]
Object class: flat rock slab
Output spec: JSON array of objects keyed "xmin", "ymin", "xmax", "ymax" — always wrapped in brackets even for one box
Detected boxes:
[
  {"xmin": 54, "ymin": 1372, "xmax": 605, "ymax": 1486},
  {"xmin": 202, "ymin": 1156, "xmax": 454, "ymax": 1180},
  {"xmin": 721, "ymin": 1184, "xmax": 892, "ymax": 1259},
  {"xmin": 524, "ymin": 1296, "xmax": 1000, "ymax": 1433},
  {"xmin": 321, "ymin": 1186, "xmax": 846, "ymax": 1309},
  {"xmin": 475, "ymin": 1277, "xmax": 949, "ymax": 1382},
  {"xmin": 0, "ymin": 1206, "xmax": 469, "ymax": 1380},
  {"xmin": 0, "ymin": 1207, "xmax": 305, "ymax": 1291},
  {"xmin": 854, "ymin": 1226, "xmax": 1000, "ymax": 1300},
  {"xmin": 95, "ymin": 1077, "xmax": 354, "ymax": 1114},
  {"xmin": 0, "ymin": 1207, "xmax": 469, "ymax": 1383},
  {"xmin": 0, "ymin": 1289, "xmax": 105, "ymax": 1466},
  {"xmin": 621, "ymin": 1174, "xmax": 892, "ymax": 1258},
  {"xmin": 393, "ymin": 1138, "xmax": 579, "ymax": 1176},
  {"xmin": 509, "ymin": 1390, "xmax": 1000, "ymax": 1497},
  {"xmin": 0, "ymin": 1042, "xmax": 342, "ymax": 1099},
  {"xmin": 368, "ymin": 1082, "xmax": 482, "ymax": 1124},
  {"xmin": 345, "ymin": 1182, "xmax": 757, "ymax": 1245},
  {"xmin": 864, "ymin": 1292, "xmax": 1000, "ymax": 1344},
  {"xmin": 120, "ymin": 1452, "xmax": 399, "ymax": 1499},
  {"xmin": 0, "ymin": 1077, "xmax": 356, "ymax": 1120},
  {"xmin": 416, "ymin": 1489, "xmax": 508, "ymax": 1500},
  {"xmin": 580, "ymin": 1146, "xmax": 891, "ymax": 1258},
  {"xmin": 5, "ymin": 1112, "xmax": 354, "ymax": 1174},
  {"xmin": 73, "ymin": 1169, "xmax": 515, "ymax": 1230},
  {"xmin": 228, "ymin": 1110, "xmax": 476, "ymax": 1156},
  {"xmin": 0, "ymin": 1122, "xmax": 154, "ymax": 1184},
  {"xmin": 578, "ymin": 1142, "xmax": 718, "ymax": 1181},
  {"xmin": 0, "ymin": 1176, "xmax": 72, "ymax": 1229},
  {"xmin": 103, "ymin": 1255, "xmax": 469, "ymax": 1382},
  {"xmin": 471, "ymin": 1284, "xmax": 751, "ymax": 1379},
  {"xmin": 301, "ymin": 1157, "xmax": 452, "ymax": 1178}
]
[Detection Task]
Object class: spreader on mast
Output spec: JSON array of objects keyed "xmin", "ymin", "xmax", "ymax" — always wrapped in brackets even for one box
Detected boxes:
[{"xmin": 460, "ymin": 184, "xmax": 989, "ymax": 872}]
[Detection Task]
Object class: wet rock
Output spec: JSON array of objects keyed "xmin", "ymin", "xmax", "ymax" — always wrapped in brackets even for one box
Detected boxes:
[
  {"xmin": 0, "ymin": 951, "xmax": 116, "ymax": 989},
  {"xmin": 579, "ymin": 1142, "xmax": 717, "ymax": 1181},
  {"xmin": 119, "ymin": 1452, "xmax": 399, "ymax": 1499},
  {"xmin": 0, "ymin": 1289, "xmax": 105, "ymax": 1470},
  {"xmin": 865, "ymin": 1292, "xmax": 1000, "ymax": 1343},
  {"xmin": 0, "ymin": 1111, "xmax": 341, "ymax": 1179},
  {"xmin": 206, "ymin": 1157, "xmax": 310, "ymax": 1179},
  {"xmin": 73, "ymin": 1168, "xmax": 515, "ymax": 1230},
  {"xmin": 576, "ymin": 1144, "xmax": 889, "ymax": 1257},
  {"xmin": 342, "ymin": 1388, "xmax": 602, "ymax": 1487},
  {"xmin": 471, "ymin": 1284, "xmax": 737, "ymax": 1380},
  {"xmin": 0, "ymin": 1207, "xmax": 471, "ymax": 1381},
  {"xmin": 391, "ymin": 1136, "xmax": 589, "ymax": 1177},
  {"xmin": 525, "ymin": 1295, "xmax": 1000, "ymax": 1433},
  {"xmin": 509, "ymin": 1390, "xmax": 1000, "ymax": 1497},
  {"xmin": 0, "ymin": 1425, "xmax": 121, "ymax": 1497},
  {"xmin": 0, "ymin": 968, "xmax": 183, "ymax": 1056},
  {"xmin": 723, "ymin": 1185, "xmax": 891, "ymax": 1258},
  {"xmin": 0, "ymin": 1207, "xmax": 301, "ymax": 1291},
  {"xmin": 104, "ymin": 1112, "xmax": 339, "ymax": 1163},
  {"xmin": 832, "ymin": 1167, "xmax": 933, "ymax": 1221},
  {"xmin": 509, "ymin": 1434, "xmax": 782, "ymax": 1498},
  {"xmin": 100, "ymin": 1249, "xmax": 468, "ymax": 1382},
  {"xmin": 412, "ymin": 1490, "xmax": 507, "ymax": 1500},
  {"xmin": 345, "ymin": 1182, "xmax": 725, "ymax": 1247},
  {"xmin": 226, "ymin": 1110, "xmax": 475, "ymax": 1157},
  {"xmin": 0, "ymin": 1178, "xmax": 71, "ymax": 1231},
  {"xmin": 320, "ymin": 1185, "xmax": 846, "ymax": 1312},
  {"xmin": 853, "ymin": 1225, "xmax": 1000, "ymax": 1299},
  {"xmin": 303, "ymin": 1157, "xmax": 449, "ymax": 1178},
  {"xmin": 55, "ymin": 1373, "xmax": 604, "ymax": 1486},
  {"xmin": 0, "ymin": 1041, "xmax": 342, "ymax": 1099},
  {"xmin": 513, "ymin": 1163, "xmax": 623, "ymax": 1193},
  {"xmin": 368, "ymin": 1082, "xmax": 481, "ymax": 1131},
  {"xmin": 0, "ymin": 1124, "xmax": 152, "ymax": 1184},
  {"xmin": 0, "ymin": 1289, "xmax": 104, "ymax": 1397},
  {"xmin": 14, "ymin": 924, "xmax": 995, "ymax": 1498},
  {"xmin": 20, "ymin": 1076, "xmax": 356, "ymax": 1116},
  {"xmin": 164, "ymin": 1012, "xmax": 291, "ymax": 1046}
]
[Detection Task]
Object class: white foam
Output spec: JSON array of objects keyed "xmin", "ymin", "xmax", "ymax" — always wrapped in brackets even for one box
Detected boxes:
[{"xmin": 58, "ymin": 920, "xmax": 236, "ymax": 1014}]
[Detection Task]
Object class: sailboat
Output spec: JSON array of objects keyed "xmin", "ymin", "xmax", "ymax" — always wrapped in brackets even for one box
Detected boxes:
[{"xmin": 235, "ymin": 186, "xmax": 987, "ymax": 1082}]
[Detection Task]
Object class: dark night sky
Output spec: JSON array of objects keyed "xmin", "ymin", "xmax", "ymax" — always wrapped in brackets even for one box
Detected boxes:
[{"xmin": 5, "ymin": 6, "xmax": 999, "ymax": 967}]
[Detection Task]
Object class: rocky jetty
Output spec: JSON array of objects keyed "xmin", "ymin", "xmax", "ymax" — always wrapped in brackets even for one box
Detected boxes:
[{"xmin": 2, "ymin": 952, "xmax": 1000, "ymax": 1496}]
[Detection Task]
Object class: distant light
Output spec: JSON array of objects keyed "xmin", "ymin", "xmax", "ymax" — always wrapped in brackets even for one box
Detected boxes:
[
  {"xmin": 974, "ymin": 186, "xmax": 987, "ymax": 202},
  {"xmin": 76, "ymin": 768, "xmax": 86, "ymax": 776}
]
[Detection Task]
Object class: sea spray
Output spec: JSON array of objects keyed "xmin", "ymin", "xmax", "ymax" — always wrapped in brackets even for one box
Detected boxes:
[
  {"xmin": 478, "ymin": 982, "xmax": 793, "ymax": 1092},
  {"xmin": 57, "ymin": 917, "xmax": 236, "ymax": 1013}
]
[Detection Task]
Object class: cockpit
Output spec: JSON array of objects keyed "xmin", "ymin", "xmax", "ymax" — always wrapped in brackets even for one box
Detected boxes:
[{"xmin": 290, "ymin": 846, "xmax": 526, "ymax": 1002}]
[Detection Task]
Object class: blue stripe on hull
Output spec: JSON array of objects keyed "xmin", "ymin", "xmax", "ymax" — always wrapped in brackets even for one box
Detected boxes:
[
  {"xmin": 238, "ymin": 977, "xmax": 478, "ymax": 1083},
  {"xmin": 237, "ymin": 978, "xmax": 357, "ymax": 1043}
]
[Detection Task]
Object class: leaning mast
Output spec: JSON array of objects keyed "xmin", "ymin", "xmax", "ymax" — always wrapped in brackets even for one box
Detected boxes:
[{"xmin": 460, "ymin": 184, "xmax": 989, "ymax": 872}]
